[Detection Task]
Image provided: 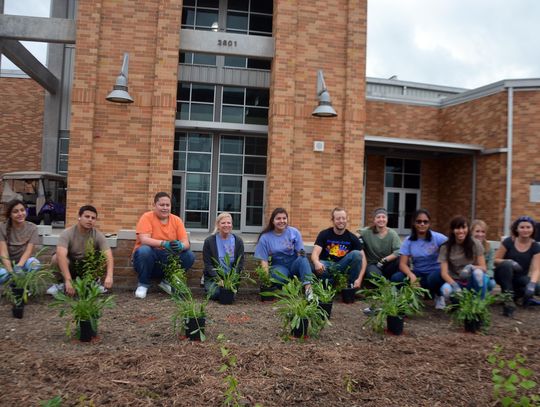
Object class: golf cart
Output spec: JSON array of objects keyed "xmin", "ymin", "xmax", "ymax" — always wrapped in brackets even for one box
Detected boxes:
[{"xmin": 1, "ymin": 171, "xmax": 67, "ymax": 225}]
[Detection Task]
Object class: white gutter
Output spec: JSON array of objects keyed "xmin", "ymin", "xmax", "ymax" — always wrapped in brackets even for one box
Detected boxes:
[{"xmin": 504, "ymin": 87, "xmax": 514, "ymax": 236}]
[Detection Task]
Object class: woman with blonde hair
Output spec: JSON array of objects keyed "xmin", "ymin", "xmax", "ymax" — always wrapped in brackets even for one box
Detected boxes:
[
  {"xmin": 471, "ymin": 219, "xmax": 496, "ymax": 290},
  {"xmin": 202, "ymin": 212, "xmax": 245, "ymax": 299}
]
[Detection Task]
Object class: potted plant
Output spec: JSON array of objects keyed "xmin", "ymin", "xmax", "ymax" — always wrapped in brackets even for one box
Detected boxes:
[
  {"xmin": 162, "ymin": 251, "xmax": 188, "ymax": 296},
  {"xmin": 361, "ymin": 275, "xmax": 429, "ymax": 335},
  {"xmin": 213, "ymin": 254, "xmax": 248, "ymax": 305},
  {"xmin": 328, "ymin": 263, "xmax": 355, "ymax": 304},
  {"xmin": 446, "ymin": 289, "xmax": 498, "ymax": 333},
  {"xmin": 50, "ymin": 275, "xmax": 115, "ymax": 341},
  {"xmin": 265, "ymin": 274, "xmax": 329, "ymax": 339},
  {"xmin": 1, "ymin": 258, "xmax": 55, "ymax": 319},
  {"xmin": 312, "ymin": 278, "xmax": 336, "ymax": 318},
  {"xmin": 255, "ymin": 258, "xmax": 277, "ymax": 302},
  {"xmin": 169, "ymin": 274, "xmax": 209, "ymax": 341}
]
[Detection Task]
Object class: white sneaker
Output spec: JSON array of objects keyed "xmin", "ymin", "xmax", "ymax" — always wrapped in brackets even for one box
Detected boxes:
[
  {"xmin": 305, "ymin": 286, "xmax": 314, "ymax": 302},
  {"xmin": 46, "ymin": 283, "xmax": 64, "ymax": 296},
  {"xmin": 98, "ymin": 284, "xmax": 108, "ymax": 294},
  {"xmin": 200, "ymin": 274, "xmax": 205, "ymax": 288},
  {"xmin": 435, "ymin": 295, "xmax": 446, "ymax": 310},
  {"xmin": 135, "ymin": 285, "xmax": 148, "ymax": 299},
  {"xmin": 158, "ymin": 280, "xmax": 172, "ymax": 295}
]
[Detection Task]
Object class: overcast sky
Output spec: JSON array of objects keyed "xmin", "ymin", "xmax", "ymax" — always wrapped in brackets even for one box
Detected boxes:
[{"xmin": 3, "ymin": 0, "xmax": 540, "ymax": 90}]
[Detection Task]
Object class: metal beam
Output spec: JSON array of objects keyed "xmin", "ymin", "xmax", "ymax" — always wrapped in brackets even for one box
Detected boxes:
[
  {"xmin": 0, "ymin": 39, "xmax": 59, "ymax": 94},
  {"xmin": 0, "ymin": 15, "xmax": 75, "ymax": 44}
]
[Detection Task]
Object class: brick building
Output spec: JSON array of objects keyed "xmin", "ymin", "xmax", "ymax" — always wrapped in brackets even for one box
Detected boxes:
[{"xmin": 1, "ymin": 0, "xmax": 539, "ymax": 241}]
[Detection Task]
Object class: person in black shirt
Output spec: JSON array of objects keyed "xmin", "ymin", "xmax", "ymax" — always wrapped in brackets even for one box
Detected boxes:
[{"xmin": 311, "ymin": 208, "xmax": 366, "ymax": 288}]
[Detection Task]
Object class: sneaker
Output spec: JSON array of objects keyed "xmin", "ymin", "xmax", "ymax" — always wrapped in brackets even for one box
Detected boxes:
[
  {"xmin": 435, "ymin": 295, "xmax": 446, "ymax": 310},
  {"xmin": 362, "ymin": 307, "xmax": 381, "ymax": 316},
  {"xmin": 98, "ymin": 284, "xmax": 108, "ymax": 294},
  {"xmin": 305, "ymin": 286, "xmax": 314, "ymax": 302},
  {"xmin": 200, "ymin": 274, "xmax": 205, "ymax": 288},
  {"xmin": 135, "ymin": 285, "xmax": 148, "ymax": 299},
  {"xmin": 158, "ymin": 280, "xmax": 172, "ymax": 295},
  {"xmin": 46, "ymin": 283, "xmax": 64, "ymax": 296}
]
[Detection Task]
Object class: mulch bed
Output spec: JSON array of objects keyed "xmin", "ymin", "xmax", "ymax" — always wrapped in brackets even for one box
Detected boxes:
[{"xmin": 1, "ymin": 288, "xmax": 539, "ymax": 406}]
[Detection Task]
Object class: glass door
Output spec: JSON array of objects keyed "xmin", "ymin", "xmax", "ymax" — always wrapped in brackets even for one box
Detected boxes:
[
  {"xmin": 241, "ymin": 176, "xmax": 265, "ymax": 232},
  {"xmin": 384, "ymin": 188, "xmax": 420, "ymax": 234},
  {"xmin": 171, "ymin": 174, "xmax": 183, "ymax": 217}
]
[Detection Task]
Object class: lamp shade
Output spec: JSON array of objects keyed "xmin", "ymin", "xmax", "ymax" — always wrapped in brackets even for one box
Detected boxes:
[{"xmin": 106, "ymin": 53, "xmax": 134, "ymax": 104}]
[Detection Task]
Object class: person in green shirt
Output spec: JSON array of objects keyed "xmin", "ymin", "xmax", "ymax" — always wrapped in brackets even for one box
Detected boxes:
[{"xmin": 359, "ymin": 208, "xmax": 401, "ymax": 283}]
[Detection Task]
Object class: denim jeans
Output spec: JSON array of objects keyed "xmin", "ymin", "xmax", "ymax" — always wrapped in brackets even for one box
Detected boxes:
[
  {"xmin": 133, "ymin": 245, "xmax": 195, "ymax": 287},
  {"xmin": 0, "ymin": 257, "xmax": 40, "ymax": 284},
  {"xmin": 391, "ymin": 269, "xmax": 444, "ymax": 297},
  {"xmin": 270, "ymin": 253, "xmax": 313, "ymax": 286},
  {"xmin": 318, "ymin": 250, "xmax": 362, "ymax": 285},
  {"xmin": 364, "ymin": 258, "xmax": 400, "ymax": 285},
  {"xmin": 440, "ymin": 268, "xmax": 491, "ymax": 299}
]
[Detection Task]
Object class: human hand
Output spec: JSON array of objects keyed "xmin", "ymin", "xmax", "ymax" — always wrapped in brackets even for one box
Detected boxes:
[
  {"xmin": 12, "ymin": 265, "xmax": 24, "ymax": 275},
  {"xmin": 353, "ymin": 278, "xmax": 362, "ymax": 289},
  {"xmin": 459, "ymin": 265, "xmax": 474, "ymax": 280},
  {"xmin": 170, "ymin": 240, "xmax": 184, "ymax": 252},
  {"xmin": 376, "ymin": 258, "xmax": 388, "ymax": 270},
  {"xmin": 104, "ymin": 275, "xmax": 113, "ymax": 289},
  {"xmin": 65, "ymin": 280, "xmax": 75, "ymax": 296},
  {"xmin": 451, "ymin": 282, "xmax": 462, "ymax": 294},
  {"xmin": 313, "ymin": 261, "xmax": 325, "ymax": 275},
  {"xmin": 408, "ymin": 274, "xmax": 418, "ymax": 284},
  {"xmin": 524, "ymin": 281, "xmax": 536, "ymax": 299}
]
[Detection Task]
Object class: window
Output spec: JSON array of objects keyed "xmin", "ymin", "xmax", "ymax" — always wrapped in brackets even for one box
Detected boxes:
[
  {"xmin": 226, "ymin": 0, "xmax": 273, "ymax": 36},
  {"xmin": 181, "ymin": 0, "xmax": 219, "ymax": 31},
  {"xmin": 221, "ymin": 87, "xmax": 269, "ymax": 125},
  {"xmin": 223, "ymin": 56, "xmax": 271, "ymax": 70},
  {"xmin": 385, "ymin": 158, "xmax": 421, "ymax": 189},
  {"xmin": 180, "ymin": 52, "xmax": 217, "ymax": 66},
  {"xmin": 57, "ymin": 130, "xmax": 69, "ymax": 175},
  {"xmin": 176, "ymin": 83, "xmax": 215, "ymax": 121}
]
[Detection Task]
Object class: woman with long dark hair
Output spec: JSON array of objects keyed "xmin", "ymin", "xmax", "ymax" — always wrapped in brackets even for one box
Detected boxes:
[
  {"xmin": 0, "ymin": 199, "xmax": 40, "ymax": 284},
  {"xmin": 254, "ymin": 208, "xmax": 313, "ymax": 299},
  {"xmin": 395, "ymin": 209, "xmax": 447, "ymax": 307},
  {"xmin": 494, "ymin": 216, "xmax": 540, "ymax": 316},
  {"xmin": 438, "ymin": 216, "xmax": 489, "ymax": 308}
]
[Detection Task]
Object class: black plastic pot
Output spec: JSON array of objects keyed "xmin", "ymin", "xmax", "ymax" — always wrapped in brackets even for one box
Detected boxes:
[
  {"xmin": 260, "ymin": 285, "xmax": 277, "ymax": 302},
  {"xmin": 464, "ymin": 318, "xmax": 482, "ymax": 333},
  {"xmin": 79, "ymin": 320, "xmax": 97, "ymax": 342},
  {"xmin": 185, "ymin": 317, "xmax": 206, "ymax": 341},
  {"xmin": 12, "ymin": 304, "xmax": 24, "ymax": 319},
  {"xmin": 291, "ymin": 318, "xmax": 309, "ymax": 338},
  {"xmin": 219, "ymin": 288, "xmax": 235, "ymax": 305},
  {"xmin": 386, "ymin": 315, "xmax": 404, "ymax": 335},
  {"xmin": 341, "ymin": 287, "xmax": 356, "ymax": 304},
  {"xmin": 502, "ymin": 304, "xmax": 514, "ymax": 317},
  {"xmin": 318, "ymin": 301, "xmax": 333, "ymax": 319}
]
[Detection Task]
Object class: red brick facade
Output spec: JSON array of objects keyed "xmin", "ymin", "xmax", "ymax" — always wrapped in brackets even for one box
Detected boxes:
[{"xmin": 0, "ymin": 77, "xmax": 44, "ymax": 175}]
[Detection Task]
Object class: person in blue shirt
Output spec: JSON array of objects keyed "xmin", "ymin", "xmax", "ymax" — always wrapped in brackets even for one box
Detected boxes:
[
  {"xmin": 202, "ymin": 212, "xmax": 245, "ymax": 300},
  {"xmin": 394, "ymin": 208, "xmax": 447, "ymax": 307},
  {"xmin": 254, "ymin": 207, "xmax": 313, "ymax": 300}
]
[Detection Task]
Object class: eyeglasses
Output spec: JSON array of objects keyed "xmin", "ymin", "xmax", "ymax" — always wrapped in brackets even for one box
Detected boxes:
[{"xmin": 415, "ymin": 220, "xmax": 430, "ymax": 225}]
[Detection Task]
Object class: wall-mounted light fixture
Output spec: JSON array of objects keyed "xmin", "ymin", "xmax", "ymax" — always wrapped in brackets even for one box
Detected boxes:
[
  {"xmin": 312, "ymin": 70, "xmax": 337, "ymax": 117},
  {"xmin": 106, "ymin": 53, "xmax": 134, "ymax": 104}
]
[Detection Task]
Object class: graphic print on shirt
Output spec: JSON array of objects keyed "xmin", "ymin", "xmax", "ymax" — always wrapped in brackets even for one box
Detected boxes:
[{"xmin": 326, "ymin": 240, "xmax": 352, "ymax": 259}]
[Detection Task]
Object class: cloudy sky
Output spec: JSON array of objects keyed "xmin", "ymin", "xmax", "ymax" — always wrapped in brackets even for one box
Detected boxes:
[{"xmin": 3, "ymin": 0, "xmax": 540, "ymax": 89}]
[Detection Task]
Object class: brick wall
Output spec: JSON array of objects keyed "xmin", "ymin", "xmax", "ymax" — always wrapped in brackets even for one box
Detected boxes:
[
  {"xmin": 67, "ymin": 0, "xmax": 181, "ymax": 233},
  {"xmin": 0, "ymin": 77, "xmax": 44, "ymax": 174},
  {"xmin": 268, "ymin": 0, "xmax": 367, "ymax": 241}
]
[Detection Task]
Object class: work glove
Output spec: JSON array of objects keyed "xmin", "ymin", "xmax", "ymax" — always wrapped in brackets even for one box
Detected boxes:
[
  {"xmin": 459, "ymin": 264, "xmax": 474, "ymax": 281},
  {"xmin": 524, "ymin": 282, "xmax": 536, "ymax": 300},
  {"xmin": 170, "ymin": 240, "xmax": 184, "ymax": 252},
  {"xmin": 376, "ymin": 257, "xmax": 388, "ymax": 270},
  {"xmin": 12, "ymin": 265, "xmax": 24, "ymax": 276},
  {"xmin": 451, "ymin": 282, "xmax": 462, "ymax": 294}
]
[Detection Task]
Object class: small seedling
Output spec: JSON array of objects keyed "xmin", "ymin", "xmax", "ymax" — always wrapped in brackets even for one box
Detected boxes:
[{"xmin": 218, "ymin": 334, "xmax": 243, "ymax": 407}]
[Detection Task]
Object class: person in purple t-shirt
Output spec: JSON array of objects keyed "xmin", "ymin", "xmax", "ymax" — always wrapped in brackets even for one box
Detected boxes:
[{"xmin": 254, "ymin": 207, "xmax": 314, "ymax": 300}]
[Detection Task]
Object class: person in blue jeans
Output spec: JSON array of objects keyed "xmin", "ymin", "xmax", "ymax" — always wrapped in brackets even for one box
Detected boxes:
[
  {"xmin": 311, "ymin": 207, "xmax": 366, "ymax": 289},
  {"xmin": 395, "ymin": 208, "xmax": 447, "ymax": 308},
  {"xmin": 132, "ymin": 192, "xmax": 195, "ymax": 299},
  {"xmin": 0, "ymin": 199, "xmax": 40, "ymax": 285},
  {"xmin": 254, "ymin": 207, "xmax": 314, "ymax": 300},
  {"xmin": 438, "ymin": 215, "xmax": 490, "ymax": 309}
]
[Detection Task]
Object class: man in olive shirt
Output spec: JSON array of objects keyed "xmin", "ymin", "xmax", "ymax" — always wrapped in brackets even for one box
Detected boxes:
[{"xmin": 48, "ymin": 205, "xmax": 114, "ymax": 296}]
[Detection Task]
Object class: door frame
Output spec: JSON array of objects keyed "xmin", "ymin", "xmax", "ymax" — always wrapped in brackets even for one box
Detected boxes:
[
  {"xmin": 241, "ymin": 175, "xmax": 266, "ymax": 233},
  {"xmin": 384, "ymin": 187, "xmax": 420, "ymax": 235}
]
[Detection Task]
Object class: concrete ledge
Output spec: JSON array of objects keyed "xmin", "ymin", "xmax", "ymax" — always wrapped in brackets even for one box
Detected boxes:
[
  {"xmin": 40, "ymin": 234, "xmax": 118, "ymax": 248},
  {"xmin": 37, "ymin": 225, "xmax": 52, "ymax": 236}
]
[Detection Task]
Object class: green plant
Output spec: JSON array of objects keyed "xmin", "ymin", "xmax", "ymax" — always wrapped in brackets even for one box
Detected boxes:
[
  {"xmin": 217, "ymin": 334, "xmax": 243, "ymax": 407},
  {"xmin": 312, "ymin": 278, "xmax": 336, "ymax": 303},
  {"xmin": 254, "ymin": 261, "xmax": 272, "ymax": 288},
  {"xmin": 326, "ymin": 262, "xmax": 349, "ymax": 291},
  {"xmin": 162, "ymin": 252, "xmax": 187, "ymax": 289},
  {"xmin": 1, "ymin": 248, "xmax": 55, "ymax": 305},
  {"xmin": 446, "ymin": 289, "xmax": 498, "ymax": 331},
  {"xmin": 360, "ymin": 274, "xmax": 429, "ymax": 333},
  {"xmin": 213, "ymin": 254, "xmax": 249, "ymax": 293},
  {"xmin": 72, "ymin": 239, "xmax": 106, "ymax": 281},
  {"xmin": 169, "ymin": 275, "xmax": 209, "ymax": 341},
  {"xmin": 265, "ymin": 272, "xmax": 329, "ymax": 338},
  {"xmin": 50, "ymin": 274, "xmax": 115, "ymax": 338},
  {"xmin": 40, "ymin": 395, "xmax": 62, "ymax": 407},
  {"xmin": 487, "ymin": 345, "xmax": 539, "ymax": 407}
]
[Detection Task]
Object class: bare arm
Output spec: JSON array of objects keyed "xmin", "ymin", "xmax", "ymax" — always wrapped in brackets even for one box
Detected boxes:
[
  {"xmin": 311, "ymin": 245, "xmax": 325, "ymax": 274},
  {"xmin": 0, "ymin": 241, "xmax": 12, "ymax": 271},
  {"xmin": 260, "ymin": 260, "xmax": 269, "ymax": 273},
  {"xmin": 474, "ymin": 255, "xmax": 487, "ymax": 272},
  {"xmin": 138, "ymin": 233, "xmax": 164, "ymax": 248},
  {"xmin": 440, "ymin": 261, "xmax": 454, "ymax": 284},
  {"xmin": 530, "ymin": 253, "xmax": 540, "ymax": 284},
  {"xmin": 103, "ymin": 248, "xmax": 114, "ymax": 289},
  {"xmin": 353, "ymin": 250, "xmax": 368, "ymax": 288},
  {"xmin": 55, "ymin": 246, "xmax": 74, "ymax": 296},
  {"xmin": 399, "ymin": 254, "xmax": 417, "ymax": 283},
  {"xmin": 494, "ymin": 244, "xmax": 508, "ymax": 266}
]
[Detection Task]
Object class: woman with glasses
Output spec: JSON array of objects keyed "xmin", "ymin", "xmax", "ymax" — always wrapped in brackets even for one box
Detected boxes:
[
  {"xmin": 494, "ymin": 216, "xmax": 540, "ymax": 316},
  {"xmin": 395, "ymin": 209, "xmax": 447, "ymax": 307}
]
